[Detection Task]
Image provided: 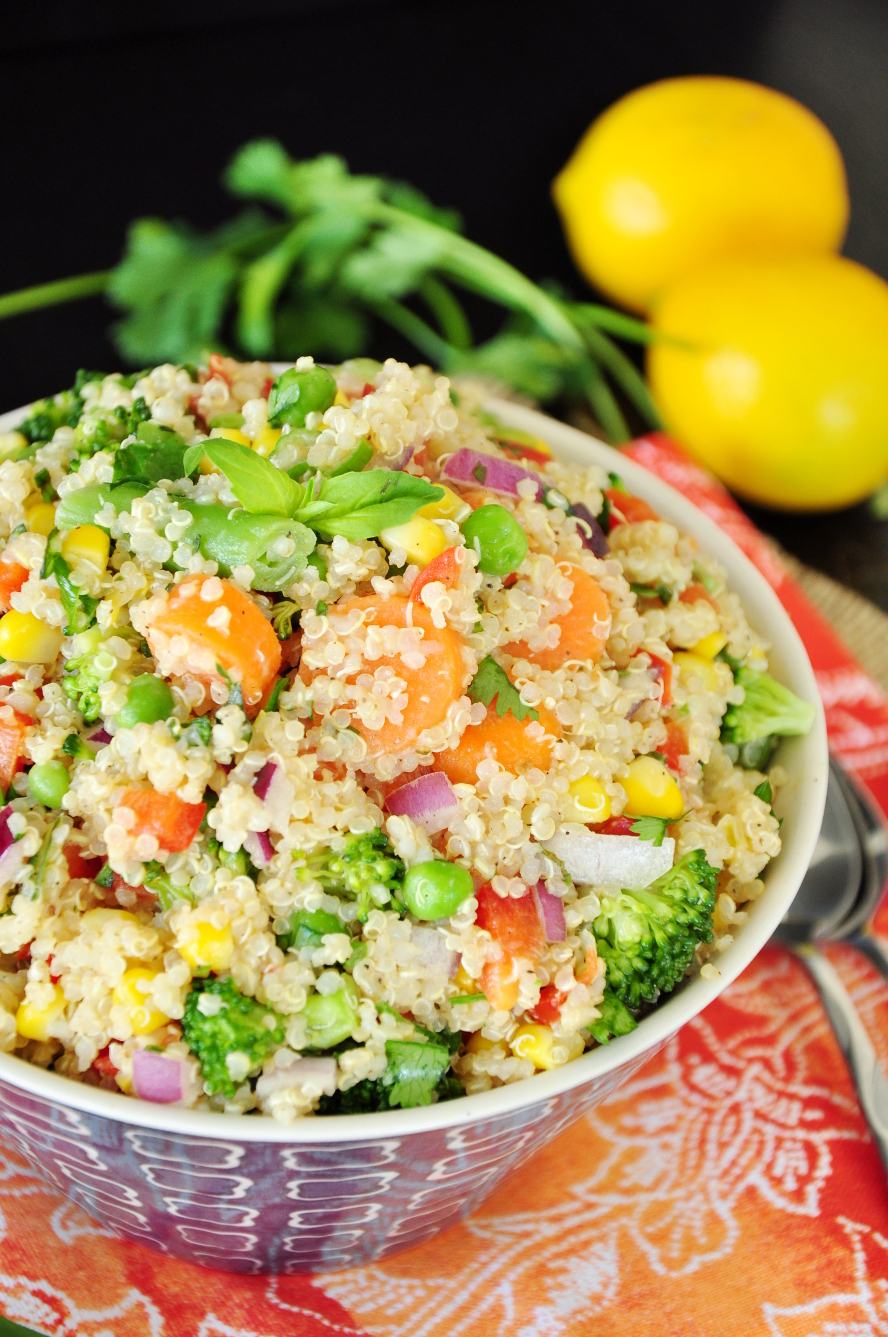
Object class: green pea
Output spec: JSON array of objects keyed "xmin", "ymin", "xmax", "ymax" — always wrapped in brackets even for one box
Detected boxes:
[
  {"xmin": 460, "ymin": 505, "xmax": 528, "ymax": 577},
  {"xmin": 301, "ymin": 976, "xmax": 360, "ymax": 1048},
  {"xmin": 28, "ymin": 761, "xmax": 70, "ymax": 808},
  {"xmin": 117, "ymin": 674, "xmax": 174, "ymax": 729},
  {"xmin": 268, "ymin": 366, "xmax": 337, "ymax": 429},
  {"xmin": 402, "ymin": 859, "xmax": 473, "ymax": 921}
]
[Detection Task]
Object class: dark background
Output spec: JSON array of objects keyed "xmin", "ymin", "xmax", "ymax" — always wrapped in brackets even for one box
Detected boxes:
[{"xmin": 2, "ymin": 0, "xmax": 887, "ymax": 606}]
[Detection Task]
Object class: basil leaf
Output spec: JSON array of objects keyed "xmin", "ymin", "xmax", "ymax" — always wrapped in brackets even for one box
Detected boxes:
[
  {"xmin": 113, "ymin": 422, "xmax": 196, "ymax": 486},
  {"xmin": 204, "ymin": 437, "xmax": 303, "ymax": 516},
  {"xmin": 182, "ymin": 442, "xmax": 206, "ymax": 476},
  {"xmin": 295, "ymin": 470, "xmax": 443, "ymax": 540}
]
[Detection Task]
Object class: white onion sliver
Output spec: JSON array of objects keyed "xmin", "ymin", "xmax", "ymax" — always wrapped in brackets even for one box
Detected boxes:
[
  {"xmin": 532, "ymin": 881, "xmax": 566, "ymax": 941},
  {"xmin": 0, "ymin": 840, "xmax": 26, "ymax": 888},
  {"xmin": 132, "ymin": 1050, "xmax": 185, "ymax": 1104},
  {"xmin": 385, "ymin": 772, "xmax": 459, "ymax": 835},
  {"xmin": 244, "ymin": 830, "xmax": 274, "ymax": 867},
  {"xmin": 544, "ymin": 831, "xmax": 675, "ymax": 889},
  {"xmin": 255, "ymin": 1057, "xmax": 338, "ymax": 1100},
  {"xmin": 411, "ymin": 925, "xmax": 458, "ymax": 976}
]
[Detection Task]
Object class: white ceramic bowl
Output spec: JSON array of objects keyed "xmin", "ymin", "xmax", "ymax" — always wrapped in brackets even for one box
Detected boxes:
[{"xmin": 0, "ymin": 397, "xmax": 827, "ymax": 1274}]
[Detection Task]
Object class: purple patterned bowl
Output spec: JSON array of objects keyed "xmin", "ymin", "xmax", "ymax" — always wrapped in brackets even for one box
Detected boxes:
[{"xmin": 0, "ymin": 400, "xmax": 827, "ymax": 1274}]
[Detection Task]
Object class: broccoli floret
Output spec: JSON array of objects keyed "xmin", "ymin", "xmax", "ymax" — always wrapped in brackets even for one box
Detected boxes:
[
  {"xmin": 62, "ymin": 651, "xmax": 104, "ymax": 722},
  {"xmin": 293, "ymin": 830, "xmax": 405, "ymax": 919},
  {"xmin": 721, "ymin": 668, "xmax": 816, "ymax": 770},
  {"xmin": 18, "ymin": 388, "xmax": 84, "ymax": 444},
  {"xmin": 182, "ymin": 976, "xmax": 285, "ymax": 1098},
  {"xmin": 592, "ymin": 850, "xmax": 719, "ymax": 1010},
  {"xmin": 588, "ymin": 989, "xmax": 638, "ymax": 1045}
]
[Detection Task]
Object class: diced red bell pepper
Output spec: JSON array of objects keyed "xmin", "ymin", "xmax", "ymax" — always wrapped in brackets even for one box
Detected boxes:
[
  {"xmin": 593, "ymin": 815, "xmax": 637, "ymax": 837},
  {"xmin": 208, "ymin": 352, "xmax": 233, "ymax": 386},
  {"xmin": 475, "ymin": 884, "xmax": 547, "ymax": 1011},
  {"xmin": 0, "ymin": 563, "xmax": 29, "ymax": 613},
  {"xmin": 15, "ymin": 942, "xmax": 31, "ymax": 962},
  {"xmin": 662, "ymin": 719, "xmax": 690, "ymax": 772},
  {"xmin": 0, "ymin": 709, "xmax": 32, "ymax": 792},
  {"xmin": 93, "ymin": 1047, "xmax": 118, "ymax": 1076},
  {"xmin": 529, "ymin": 983, "xmax": 568, "ymax": 1025},
  {"xmin": 605, "ymin": 488, "xmax": 660, "ymax": 527},
  {"xmin": 361, "ymin": 382, "xmax": 376, "ymax": 398},
  {"xmin": 647, "ymin": 652, "xmax": 673, "ymax": 709},
  {"xmin": 679, "ymin": 581, "xmax": 718, "ymax": 609},
  {"xmin": 409, "ymin": 547, "xmax": 461, "ymax": 604},
  {"xmin": 119, "ymin": 789, "xmax": 206, "ymax": 854},
  {"xmin": 63, "ymin": 845, "xmax": 103, "ymax": 881}
]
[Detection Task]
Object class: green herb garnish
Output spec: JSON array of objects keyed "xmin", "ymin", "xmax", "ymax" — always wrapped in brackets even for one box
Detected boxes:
[{"xmin": 468, "ymin": 655, "xmax": 538, "ymax": 723}]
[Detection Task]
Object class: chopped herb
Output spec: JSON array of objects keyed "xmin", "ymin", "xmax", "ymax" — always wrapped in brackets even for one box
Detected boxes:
[
  {"xmin": 95, "ymin": 862, "xmax": 114, "ymax": 888},
  {"xmin": 472, "ymin": 461, "xmax": 487, "ymax": 484},
  {"xmin": 467, "ymin": 655, "xmax": 538, "ymax": 723},
  {"xmin": 264, "ymin": 677, "xmax": 287, "ymax": 713},
  {"xmin": 754, "ymin": 779, "xmax": 773, "ymax": 805},
  {"xmin": 183, "ymin": 717, "xmax": 213, "ymax": 747},
  {"xmin": 630, "ymin": 582, "xmax": 673, "ymax": 604},
  {"xmin": 316, "ymin": 600, "xmax": 328, "ymax": 616},
  {"xmin": 629, "ymin": 815, "xmax": 672, "ymax": 846},
  {"xmin": 62, "ymin": 733, "xmax": 96, "ymax": 761},
  {"xmin": 450, "ymin": 993, "xmax": 485, "ymax": 1004}
]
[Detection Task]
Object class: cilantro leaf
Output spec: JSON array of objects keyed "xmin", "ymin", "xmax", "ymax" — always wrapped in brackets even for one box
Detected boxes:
[
  {"xmin": 380, "ymin": 1040, "xmax": 451, "ymax": 1109},
  {"xmin": 468, "ymin": 655, "xmax": 538, "ymax": 723},
  {"xmin": 629, "ymin": 815, "xmax": 671, "ymax": 846},
  {"xmin": 41, "ymin": 532, "xmax": 99, "ymax": 635}
]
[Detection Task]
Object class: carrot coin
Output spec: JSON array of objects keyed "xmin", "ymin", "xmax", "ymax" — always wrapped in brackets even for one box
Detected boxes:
[
  {"xmin": 433, "ymin": 700, "xmax": 562, "ymax": 785},
  {"xmin": 505, "ymin": 564, "xmax": 611, "ymax": 671}
]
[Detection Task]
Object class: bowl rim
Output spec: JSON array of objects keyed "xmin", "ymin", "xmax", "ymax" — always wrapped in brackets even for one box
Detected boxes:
[{"xmin": 0, "ymin": 396, "xmax": 828, "ymax": 1142}]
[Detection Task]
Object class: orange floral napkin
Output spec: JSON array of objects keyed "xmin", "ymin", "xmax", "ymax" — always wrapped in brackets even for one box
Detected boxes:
[{"xmin": 2, "ymin": 433, "xmax": 888, "ymax": 1337}]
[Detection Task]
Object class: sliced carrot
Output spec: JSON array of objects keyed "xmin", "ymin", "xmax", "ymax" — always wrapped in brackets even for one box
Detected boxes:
[
  {"xmin": 409, "ymin": 546, "xmax": 461, "ymax": 604},
  {"xmin": 575, "ymin": 944, "xmax": 598, "ymax": 985},
  {"xmin": 433, "ymin": 701, "xmax": 562, "ymax": 785},
  {"xmin": 119, "ymin": 788, "xmax": 206, "ymax": 854},
  {"xmin": 145, "ymin": 576, "xmax": 281, "ymax": 711},
  {"xmin": 303, "ymin": 595, "xmax": 466, "ymax": 758},
  {"xmin": 505, "ymin": 564, "xmax": 611, "ymax": 671},
  {"xmin": 0, "ymin": 563, "xmax": 29, "ymax": 613},
  {"xmin": 475, "ymin": 884, "xmax": 546, "ymax": 1011},
  {"xmin": 606, "ymin": 488, "xmax": 659, "ymax": 526},
  {"xmin": 456, "ymin": 487, "xmax": 497, "ymax": 511},
  {"xmin": 679, "ymin": 581, "xmax": 718, "ymax": 609},
  {"xmin": 0, "ymin": 709, "xmax": 32, "ymax": 792}
]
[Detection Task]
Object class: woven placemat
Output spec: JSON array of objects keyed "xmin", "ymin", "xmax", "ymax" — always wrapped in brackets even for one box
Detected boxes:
[{"xmin": 781, "ymin": 551, "xmax": 888, "ymax": 695}]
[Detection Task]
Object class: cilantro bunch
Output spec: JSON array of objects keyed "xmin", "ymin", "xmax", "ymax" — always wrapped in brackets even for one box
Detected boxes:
[{"xmin": 0, "ymin": 141, "xmax": 660, "ymax": 444}]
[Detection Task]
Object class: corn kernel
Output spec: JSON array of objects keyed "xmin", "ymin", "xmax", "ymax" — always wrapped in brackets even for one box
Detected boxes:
[
  {"xmin": 112, "ymin": 967, "xmax": 170, "ymax": 1036},
  {"xmin": 16, "ymin": 985, "xmax": 66, "ymax": 1042},
  {"xmin": 251, "ymin": 426, "xmax": 283, "ymax": 458},
  {"xmin": 690, "ymin": 631, "xmax": 728, "ymax": 660},
  {"xmin": 0, "ymin": 610, "xmax": 62, "ymax": 664},
  {"xmin": 466, "ymin": 1031, "xmax": 500, "ymax": 1055},
  {"xmin": 673, "ymin": 651, "xmax": 722, "ymax": 693},
  {"xmin": 25, "ymin": 502, "xmax": 57, "ymax": 536},
  {"xmin": 452, "ymin": 961, "xmax": 475, "ymax": 993},
  {"xmin": 61, "ymin": 524, "xmax": 110, "ymax": 572},
  {"xmin": 417, "ymin": 485, "xmax": 471, "ymax": 524},
  {"xmin": 209, "ymin": 426, "xmax": 252, "ymax": 448},
  {"xmin": 179, "ymin": 920, "xmax": 234, "ymax": 972},
  {"xmin": 510, "ymin": 1023, "xmax": 563, "ymax": 1070},
  {"xmin": 378, "ymin": 517, "xmax": 448, "ymax": 567},
  {"xmin": 333, "ymin": 389, "xmax": 350, "ymax": 407},
  {"xmin": 80, "ymin": 908, "xmax": 140, "ymax": 930},
  {"xmin": 568, "ymin": 775, "xmax": 611, "ymax": 823},
  {"xmin": 619, "ymin": 755, "xmax": 684, "ymax": 820}
]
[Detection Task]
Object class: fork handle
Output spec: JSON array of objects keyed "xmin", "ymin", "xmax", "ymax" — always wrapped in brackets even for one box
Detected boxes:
[{"xmin": 794, "ymin": 944, "xmax": 888, "ymax": 1173}]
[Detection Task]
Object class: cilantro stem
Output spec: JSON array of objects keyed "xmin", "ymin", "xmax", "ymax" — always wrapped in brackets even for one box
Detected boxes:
[
  {"xmin": 0, "ymin": 270, "xmax": 111, "ymax": 321},
  {"xmin": 576, "ymin": 359, "xmax": 631, "ymax": 444},
  {"xmin": 418, "ymin": 276, "xmax": 473, "ymax": 351},
  {"xmin": 370, "ymin": 296, "xmax": 457, "ymax": 368}
]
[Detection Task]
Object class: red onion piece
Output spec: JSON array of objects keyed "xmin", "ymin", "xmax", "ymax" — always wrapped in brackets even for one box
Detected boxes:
[
  {"xmin": 132, "ymin": 1049, "xmax": 185, "ymax": 1104},
  {"xmin": 570, "ymin": 503, "xmax": 609, "ymax": 557},
  {"xmin": 385, "ymin": 445, "xmax": 414, "ymax": 470},
  {"xmin": 88, "ymin": 728, "xmax": 112, "ymax": 745},
  {"xmin": 532, "ymin": 881, "xmax": 566, "ymax": 941},
  {"xmin": 253, "ymin": 761, "xmax": 277, "ymax": 801},
  {"xmin": 411, "ymin": 925, "xmax": 458, "ymax": 976},
  {"xmin": 255, "ymin": 1056, "xmax": 337, "ymax": 1100},
  {"xmin": 0, "ymin": 807, "xmax": 13, "ymax": 859},
  {"xmin": 385, "ymin": 772, "xmax": 459, "ymax": 835},
  {"xmin": 244, "ymin": 830, "xmax": 274, "ymax": 867},
  {"xmin": 442, "ymin": 449, "xmax": 543, "ymax": 500},
  {"xmin": 544, "ymin": 830, "xmax": 675, "ymax": 889}
]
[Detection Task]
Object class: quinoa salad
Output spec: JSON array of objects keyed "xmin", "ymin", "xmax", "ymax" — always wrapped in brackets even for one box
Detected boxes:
[{"xmin": 0, "ymin": 355, "xmax": 815, "ymax": 1122}]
